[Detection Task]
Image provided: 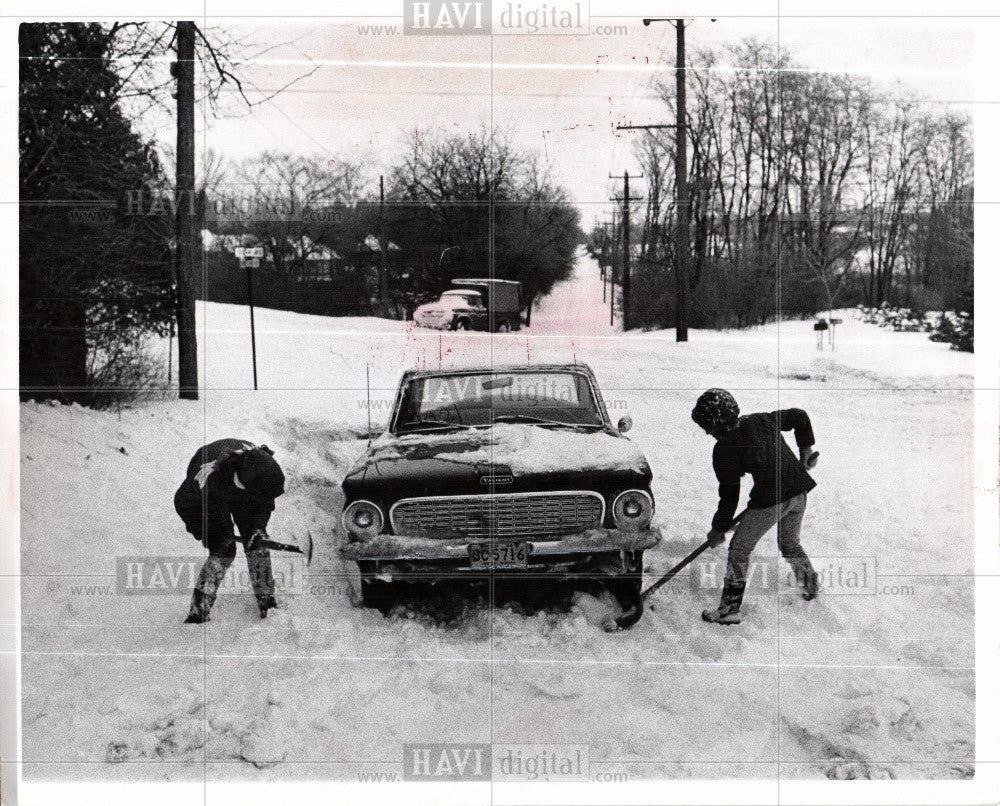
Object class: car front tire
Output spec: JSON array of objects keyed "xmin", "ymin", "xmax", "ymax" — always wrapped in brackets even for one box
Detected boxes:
[
  {"xmin": 360, "ymin": 575, "xmax": 395, "ymax": 614},
  {"xmin": 607, "ymin": 550, "xmax": 643, "ymax": 611}
]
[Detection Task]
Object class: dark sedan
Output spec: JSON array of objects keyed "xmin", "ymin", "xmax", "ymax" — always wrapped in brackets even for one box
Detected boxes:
[{"xmin": 339, "ymin": 363, "xmax": 661, "ymax": 615}]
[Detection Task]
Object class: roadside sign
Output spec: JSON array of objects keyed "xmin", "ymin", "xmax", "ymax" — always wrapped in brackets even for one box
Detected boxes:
[
  {"xmin": 244, "ymin": 247, "xmax": 264, "ymax": 258},
  {"xmin": 241, "ymin": 257, "xmax": 260, "ymax": 269}
]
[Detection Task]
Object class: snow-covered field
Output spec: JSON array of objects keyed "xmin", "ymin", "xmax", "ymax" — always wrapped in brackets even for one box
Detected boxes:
[{"xmin": 18, "ymin": 251, "xmax": 976, "ymax": 782}]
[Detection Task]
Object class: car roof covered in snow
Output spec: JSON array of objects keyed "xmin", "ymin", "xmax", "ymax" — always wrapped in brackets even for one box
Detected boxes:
[{"xmin": 397, "ymin": 363, "xmax": 598, "ymax": 384}]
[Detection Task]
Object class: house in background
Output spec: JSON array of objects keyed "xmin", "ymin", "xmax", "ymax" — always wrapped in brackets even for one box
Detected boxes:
[{"xmin": 289, "ymin": 235, "xmax": 342, "ymax": 282}]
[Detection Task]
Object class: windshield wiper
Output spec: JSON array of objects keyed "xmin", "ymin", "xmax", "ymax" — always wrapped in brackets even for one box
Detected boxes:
[
  {"xmin": 397, "ymin": 418, "xmax": 469, "ymax": 433},
  {"xmin": 490, "ymin": 414, "xmax": 604, "ymax": 429}
]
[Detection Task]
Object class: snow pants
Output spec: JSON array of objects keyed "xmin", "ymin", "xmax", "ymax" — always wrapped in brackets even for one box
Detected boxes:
[
  {"xmin": 175, "ymin": 497, "xmax": 276, "ymax": 620},
  {"xmin": 721, "ymin": 492, "xmax": 814, "ymax": 613}
]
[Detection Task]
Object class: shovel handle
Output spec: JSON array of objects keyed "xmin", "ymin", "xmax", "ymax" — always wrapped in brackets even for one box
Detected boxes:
[
  {"xmin": 638, "ymin": 509, "xmax": 747, "ymax": 602},
  {"xmin": 639, "ymin": 540, "xmax": 713, "ymax": 602},
  {"xmin": 259, "ymin": 539, "xmax": 301, "ymax": 554}
]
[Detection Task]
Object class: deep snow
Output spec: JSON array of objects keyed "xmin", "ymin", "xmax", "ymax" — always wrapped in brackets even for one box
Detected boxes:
[{"xmin": 19, "ymin": 250, "xmax": 975, "ymax": 782}]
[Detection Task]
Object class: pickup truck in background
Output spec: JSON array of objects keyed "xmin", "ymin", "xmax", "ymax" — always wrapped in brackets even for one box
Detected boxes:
[{"xmin": 413, "ymin": 278, "xmax": 522, "ymax": 332}]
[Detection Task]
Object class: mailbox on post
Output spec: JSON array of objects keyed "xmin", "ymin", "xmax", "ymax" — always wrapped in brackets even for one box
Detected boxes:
[
  {"xmin": 814, "ymin": 318, "xmax": 828, "ymax": 350},
  {"xmin": 814, "ymin": 316, "xmax": 842, "ymax": 351}
]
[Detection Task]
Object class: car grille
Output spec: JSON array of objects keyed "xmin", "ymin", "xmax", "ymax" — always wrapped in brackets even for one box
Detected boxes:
[{"xmin": 390, "ymin": 492, "xmax": 605, "ymax": 541}]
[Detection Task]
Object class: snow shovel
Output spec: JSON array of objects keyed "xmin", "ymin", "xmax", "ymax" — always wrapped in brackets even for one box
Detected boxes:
[
  {"xmin": 255, "ymin": 531, "xmax": 314, "ymax": 566},
  {"xmin": 609, "ymin": 510, "xmax": 746, "ymax": 631}
]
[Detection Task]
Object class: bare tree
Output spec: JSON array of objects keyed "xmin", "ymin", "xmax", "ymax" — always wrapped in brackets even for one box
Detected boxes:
[
  {"xmin": 389, "ymin": 125, "xmax": 580, "ymax": 311},
  {"xmin": 632, "ymin": 35, "xmax": 970, "ymax": 329},
  {"xmin": 909, "ymin": 110, "xmax": 973, "ymax": 309},
  {"xmin": 232, "ymin": 152, "xmax": 364, "ymax": 275},
  {"xmin": 632, "ymin": 130, "xmax": 671, "ymax": 262},
  {"xmin": 858, "ymin": 92, "xmax": 922, "ymax": 306},
  {"xmin": 783, "ymin": 71, "xmax": 872, "ymax": 315}
]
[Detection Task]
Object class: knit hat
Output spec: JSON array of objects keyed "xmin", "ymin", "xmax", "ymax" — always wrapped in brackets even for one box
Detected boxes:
[
  {"xmin": 692, "ymin": 389, "xmax": 740, "ymax": 436},
  {"xmin": 236, "ymin": 446, "xmax": 285, "ymax": 500}
]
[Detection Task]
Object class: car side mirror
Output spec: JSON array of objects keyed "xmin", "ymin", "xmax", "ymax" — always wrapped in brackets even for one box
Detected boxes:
[{"xmin": 617, "ymin": 415, "xmax": 633, "ymax": 433}]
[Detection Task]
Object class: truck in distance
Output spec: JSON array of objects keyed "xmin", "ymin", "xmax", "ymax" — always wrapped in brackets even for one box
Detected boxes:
[{"xmin": 413, "ymin": 278, "xmax": 522, "ymax": 332}]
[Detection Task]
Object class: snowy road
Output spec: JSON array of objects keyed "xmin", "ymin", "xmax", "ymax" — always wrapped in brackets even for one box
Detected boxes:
[{"xmin": 19, "ymin": 250, "xmax": 975, "ymax": 782}]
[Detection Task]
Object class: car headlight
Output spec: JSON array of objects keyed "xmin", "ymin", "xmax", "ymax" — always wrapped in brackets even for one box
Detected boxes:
[
  {"xmin": 342, "ymin": 500, "xmax": 384, "ymax": 541},
  {"xmin": 612, "ymin": 489, "xmax": 654, "ymax": 532}
]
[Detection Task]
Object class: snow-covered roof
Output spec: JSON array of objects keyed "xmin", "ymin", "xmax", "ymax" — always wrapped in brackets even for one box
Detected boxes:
[
  {"xmin": 362, "ymin": 234, "xmax": 402, "ymax": 251},
  {"xmin": 305, "ymin": 246, "xmax": 341, "ymax": 260}
]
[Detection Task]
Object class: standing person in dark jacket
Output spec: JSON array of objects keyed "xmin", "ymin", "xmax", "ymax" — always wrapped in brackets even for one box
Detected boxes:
[
  {"xmin": 692, "ymin": 389, "xmax": 820, "ymax": 624},
  {"xmin": 174, "ymin": 439, "xmax": 286, "ymax": 623}
]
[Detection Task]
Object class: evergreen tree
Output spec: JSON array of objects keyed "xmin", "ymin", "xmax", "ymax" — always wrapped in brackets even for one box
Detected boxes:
[{"xmin": 19, "ymin": 23, "xmax": 173, "ymax": 403}]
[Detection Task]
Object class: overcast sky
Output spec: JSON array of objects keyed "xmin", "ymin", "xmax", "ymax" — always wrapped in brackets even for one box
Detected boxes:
[{"xmin": 150, "ymin": 15, "xmax": 975, "ymax": 227}]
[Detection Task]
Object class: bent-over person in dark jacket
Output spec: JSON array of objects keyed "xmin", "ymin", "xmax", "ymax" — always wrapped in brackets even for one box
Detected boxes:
[
  {"xmin": 691, "ymin": 389, "xmax": 820, "ymax": 624},
  {"xmin": 174, "ymin": 439, "xmax": 285, "ymax": 623}
]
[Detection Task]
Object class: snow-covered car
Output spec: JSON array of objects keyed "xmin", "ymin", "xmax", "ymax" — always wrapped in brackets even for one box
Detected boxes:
[{"xmin": 339, "ymin": 363, "xmax": 661, "ymax": 612}]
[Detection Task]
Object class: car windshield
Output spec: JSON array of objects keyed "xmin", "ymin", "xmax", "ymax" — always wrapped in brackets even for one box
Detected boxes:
[{"xmin": 393, "ymin": 371, "xmax": 606, "ymax": 432}]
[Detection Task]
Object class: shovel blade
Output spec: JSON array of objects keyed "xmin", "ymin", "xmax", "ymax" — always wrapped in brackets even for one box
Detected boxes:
[
  {"xmin": 260, "ymin": 532, "xmax": 314, "ymax": 566},
  {"xmin": 610, "ymin": 600, "xmax": 643, "ymax": 631}
]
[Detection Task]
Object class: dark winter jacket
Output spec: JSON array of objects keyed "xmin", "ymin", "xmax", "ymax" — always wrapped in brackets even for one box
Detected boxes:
[
  {"xmin": 710, "ymin": 409, "xmax": 816, "ymax": 531},
  {"xmin": 173, "ymin": 439, "xmax": 285, "ymax": 534}
]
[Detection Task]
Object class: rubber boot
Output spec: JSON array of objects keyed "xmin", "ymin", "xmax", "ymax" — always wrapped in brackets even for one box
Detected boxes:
[
  {"xmin": 790, "ymin": 557, "xmax": 820, "ymax": 600},
  {"xmin": 246, "ymin": 546, "xmax": 277, "ymax": 618},
  {"xmin": 257, "ymin": 595, "xmax": 279, "ymax": 619},
  {"xmin": 184, "ymin": 555, "xmax": 232, "ymax": 623},
  {"xmin": 702, "ymin": 579, "xmax": 745, "ymax": 625},
  {"xmin": 184, "ymin": 589, "xmax": 211, "ymax": 624}
]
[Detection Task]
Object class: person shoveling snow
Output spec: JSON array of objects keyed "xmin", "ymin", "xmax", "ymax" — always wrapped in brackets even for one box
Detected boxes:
[
  {"xmin": 692, "ymin": 389, "xmax": 821, "ymax": 625},
  {"xmin": 174, "ymin": 439, "xmax": 286, "ymax": 623}
]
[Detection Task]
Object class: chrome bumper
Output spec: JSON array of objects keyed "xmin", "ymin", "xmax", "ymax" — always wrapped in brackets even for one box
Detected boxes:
[
  {"xmin": 413, "ymin": 315, "xmax": 451, "ymax": 330},
  {"xmin": 340, "ymin": 527, "xmax": 661, "ymax": 563}
]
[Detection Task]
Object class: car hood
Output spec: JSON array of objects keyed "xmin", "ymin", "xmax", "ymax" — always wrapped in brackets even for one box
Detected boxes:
[
  {"xmin": 415, "ymin": 298, "xmax": 471, "ymax": 314},
  {"xmin": 342, "ymin": 423, "xmax": 652, "ymax": 501}
]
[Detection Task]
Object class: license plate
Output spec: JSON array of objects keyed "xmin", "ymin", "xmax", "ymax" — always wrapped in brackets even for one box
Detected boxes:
[{"xmin": 468, "ymin": 541, "xmax": 530, "ymax": 569}]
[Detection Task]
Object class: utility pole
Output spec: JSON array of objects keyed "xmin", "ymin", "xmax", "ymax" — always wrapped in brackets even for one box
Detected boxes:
[
  {"xmin": 622, "ymin": 171, "xmax": 632, "ymax": 332},
  {"xmin": 610, "ymin": 172, "xmax": 642, "ymax": 331},
  {"xmin": 173, "ymin": 21, "xmax": 198, "ymax": 399},
  {"xmin": 609, "ymin": 207, "xmax": 618, "ymax": 326},
  {"xmin": 378, "ymin": 175, "xmax": 388, "ymax": 311},
  {"xmin": 600, "ymin": 219, "xmax": 611, "ymax": 302},
  {"xmin": 637, "ymin": 16, "xmax": 695, "ymax": 342},
  {"xmin": 674, "ymin": 19, "xmax": 690, "ymax": 342}
]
